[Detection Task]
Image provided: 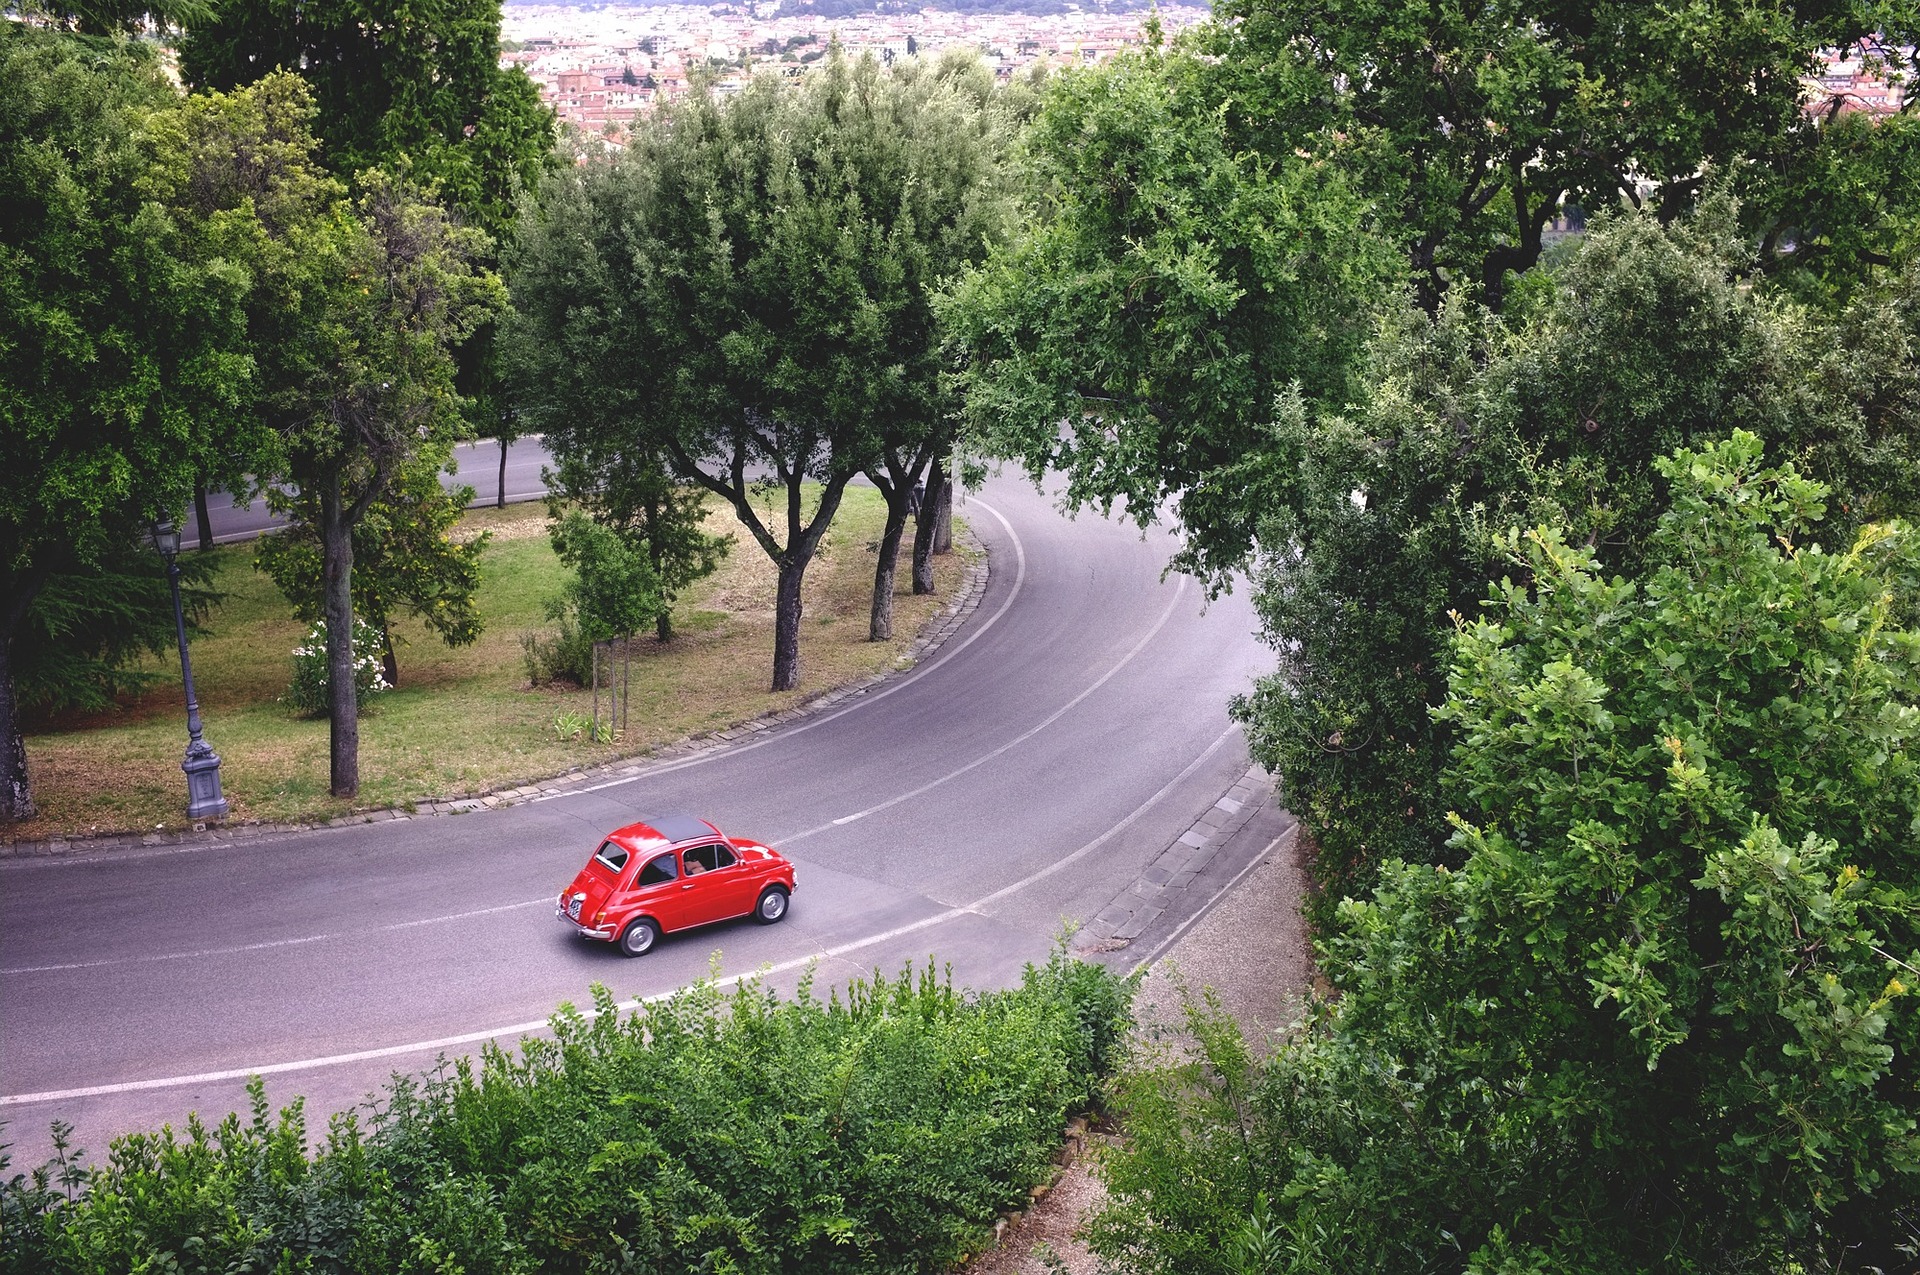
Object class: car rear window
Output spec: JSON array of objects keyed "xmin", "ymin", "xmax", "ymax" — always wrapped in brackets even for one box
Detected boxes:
[{"xmin": 593, "ymin": 841, "xmax": 629, "ymax": 873}]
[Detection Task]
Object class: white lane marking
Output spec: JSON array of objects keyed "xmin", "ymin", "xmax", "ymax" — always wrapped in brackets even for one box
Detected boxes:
[
  {"xmin": 778, "ymin": 577, "xmax": 1191, "ymax": 847},
  {"xmin": 529, "ymin": 496, "xmax": 1029, "ymax": 800},
  {"xmin": 1, "ymin": 724, "xmax": 1244, "ymax": 1108},
  {"xmin": 0, "ymin": 497, "xmax": 1025, "ymax": 872},
  {"xmin": 0, "ymin": 900, "xmax": 552, "ymax": 976},
  {"xmin": 965, "ymin": 723, "xmax": 1236, "ymax": 910},
  {"xmin": 1, "ymin": 500, "xmax": 1142, "ymax": 975}
]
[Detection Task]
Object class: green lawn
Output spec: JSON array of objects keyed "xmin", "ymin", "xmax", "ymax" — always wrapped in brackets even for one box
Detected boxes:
[{"xmin": 13, "ymin": 490, "xmax": 971, "ymax": 839}]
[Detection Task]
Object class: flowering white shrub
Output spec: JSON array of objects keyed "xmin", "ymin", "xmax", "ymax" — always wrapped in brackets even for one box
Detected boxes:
[{"xmin": 284, "ymin": 619, "xmax": 389, "ymax": 717}]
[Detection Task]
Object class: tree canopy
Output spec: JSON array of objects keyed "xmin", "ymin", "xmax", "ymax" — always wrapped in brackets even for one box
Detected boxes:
[
  {"xmin": 1096, "ymin": 433, "xmax": 1920, "ymax": 1270},
  {"xmin": 1233, "ymin": 207, "xmax": 1920, "ymax": 911},
  {"xmin": 1199, "ymin": 0, "xmax": 1920, "ymax": 309},
  {"xmin": 510, "ymin": 51, "xmax": 1008, "ymax": 690},
  {"xmin": 178, "ymin": 0, "xmax": 552, "ymax": 242},
  {"xmin": 0, "ymin": 28, "xmax": 276, "ymax": 819},
  {"xmin": 943, "ymin": 41, "xmax": 1398, "ymax": 587}
]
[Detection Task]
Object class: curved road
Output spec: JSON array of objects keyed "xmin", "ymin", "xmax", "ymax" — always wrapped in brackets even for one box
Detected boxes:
[{"xmin": 0, "ymin": 472, "xmax": 1271, "ymax": 1165}]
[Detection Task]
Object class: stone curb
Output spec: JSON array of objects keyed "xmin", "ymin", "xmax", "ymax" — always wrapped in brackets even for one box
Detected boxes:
[
  {"xmin": 2, "ymin": 528, "xmax": 990, "ymax": 860},
  {"xmin": 1068, "ymin": 763, "xmax": 1276, "ymax": 955}
]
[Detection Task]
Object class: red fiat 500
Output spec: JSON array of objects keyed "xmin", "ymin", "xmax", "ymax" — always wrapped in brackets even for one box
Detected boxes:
[{"xmin": 557, "ymin": 814, "xmax": 796, "ymax": 956}]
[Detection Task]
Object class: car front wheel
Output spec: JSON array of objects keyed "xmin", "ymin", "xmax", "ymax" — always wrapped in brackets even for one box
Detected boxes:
[
  {"xmin": 618, "ymin": 917, "xmax": 660, "ymax": 957},
  {"xmin": 753, "ymin": 885, "xmax": 789, "ymax": 924}
]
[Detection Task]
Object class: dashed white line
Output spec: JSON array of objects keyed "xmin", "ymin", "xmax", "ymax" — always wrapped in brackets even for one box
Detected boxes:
[
  {"xmin": 0, "ymin": 899, "xmax": 551, "ymax": 976},
  {"xmin": 1, "ymin": 724, "xmax": 1244, "ymax": 1107},
  {"xmin": 529, "ymin": 495, "xmax": 1029, "ymax": 801}
]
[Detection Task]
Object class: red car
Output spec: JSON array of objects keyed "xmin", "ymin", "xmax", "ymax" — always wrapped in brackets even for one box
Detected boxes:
[{"xmin": 557, "ymin": 814, "xmax": 796, "ymax": 956}]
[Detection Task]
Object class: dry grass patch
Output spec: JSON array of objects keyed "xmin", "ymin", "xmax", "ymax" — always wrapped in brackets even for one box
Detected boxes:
[{"xmin": 10, "ymin": 487, "xmax": 973, "ymax": 841}]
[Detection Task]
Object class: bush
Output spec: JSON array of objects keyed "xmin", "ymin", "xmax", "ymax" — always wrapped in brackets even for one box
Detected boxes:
[
  {"xmin": 283, "ymin": 619, "xmax": 389, "ymax": 717},
  {"xmin": 0, "ymin": 949, "xmax": 1133, "ymax": 1275},
  {"xmin": 1090, "ymin": 435, "xmax": 1920, "ymax": 1272},
  {"xmin": 518, "ymin": 616, "xmax": 593, "ymax": 687}
]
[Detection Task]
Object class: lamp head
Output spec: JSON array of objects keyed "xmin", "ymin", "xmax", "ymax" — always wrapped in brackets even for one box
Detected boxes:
[{"xmin": 150, "ymin": 519, "xmax": 182, "ymax": 558}]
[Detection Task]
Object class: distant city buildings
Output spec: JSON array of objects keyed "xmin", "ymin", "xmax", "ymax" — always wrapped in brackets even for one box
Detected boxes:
[
  {"xmin": 499, "ymin": 2, "xmax": 1207, "ymax": 136},
  {"xmin": 1809, "ymin": 40, "xmax": 1911, "ymax": 117},
  {"xmin": 499, "ymin": 10, "xmax": 1912, "ymax": 143}
]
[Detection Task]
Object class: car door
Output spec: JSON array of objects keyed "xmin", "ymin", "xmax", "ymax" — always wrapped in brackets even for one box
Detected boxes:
[
  {"xmin": 679, "ymin": 841, "xmax": 755, "ymax": 925},
  {"xmin": 625, "ymin": 850, "xmax": 692, "ymax": 931}
]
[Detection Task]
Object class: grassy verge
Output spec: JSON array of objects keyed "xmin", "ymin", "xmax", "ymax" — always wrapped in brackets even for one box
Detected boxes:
[{"xmin": 11, "ymin": 489, "xmax": 971, "ymax": 840}]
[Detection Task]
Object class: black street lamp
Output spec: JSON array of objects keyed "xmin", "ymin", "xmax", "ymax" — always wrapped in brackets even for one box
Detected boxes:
[{"xmin": 150, "ymin": 519, "xmax": 229, "ymax": 823}]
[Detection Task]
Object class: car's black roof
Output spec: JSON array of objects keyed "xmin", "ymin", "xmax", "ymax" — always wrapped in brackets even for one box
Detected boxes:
[{"xmin": 646, "ymin": 813, "xmax": 719, "ymax": 844}]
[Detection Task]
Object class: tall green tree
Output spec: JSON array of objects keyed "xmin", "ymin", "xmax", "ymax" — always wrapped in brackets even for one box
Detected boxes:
[
  {"xmin": 511, "ymin": 51, "xmax": 1003, "ymax": 690},
  {"xmin": 1093, "ymin": 434, "xmax": 1920, "ymax": 1271},
  {"xmin": 1236, "ymin": 207, "xmax": 1920, "ymax": 912},
  {"xmin": 0, "ymin": 28, "xmax": 266, "ymax": 820},
  {"xmin": 942, "ymin": 41, "xmax": 1399, "ymax": 587},
  {"xmin": 254, "ymin": 453, "xmax": 486, "ymax": 688},
  {"xmin": 267, "ymin": 173, "xmax": 502, "ymax": 796},
  {"xmin": 502, "ymin": 145, "xmax": 728, "ymax": 645},
  {"xmin": 179, "ymin": 0, "xmax": 555, "ymax": 576}
]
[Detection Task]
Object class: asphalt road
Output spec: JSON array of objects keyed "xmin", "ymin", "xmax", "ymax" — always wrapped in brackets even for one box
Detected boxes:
[
  {"xmin": 198, "ymin": 436, "xmax": 554, "ymax": 544},
  {"xmin": 0, "ymin": 470, "xmax": 1270, "ymax": 1167}
]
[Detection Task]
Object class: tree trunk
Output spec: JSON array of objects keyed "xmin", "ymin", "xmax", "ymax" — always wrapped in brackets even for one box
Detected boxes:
[
  {"xmin": 194, "ymin": 482, "xmax": 215, "ymax": 552},
  {"xmin": 870, "ymin": 488, "xmax": 911, "ymax": 641},
  {"xmin": 912, "ymin": 457, "xmax": 945, "ymax": 594},
  {"xmin": 0, "ymin": 634, "xmax": 33, "ymax": 821},
  {"xmin": 319, "ymin": 475, "xmax": 360, "ymax": 798},
  {"xmin": 496, "ymin": 435, "xmax": 510, "ymax": 509},
  {"xmin": 931, "ymin": 460, "xmax": 953, "ymax": 555},
  {"xmin": 771, "ymin": 556, "xmax": 809, "ymax": 692},
  {"xmin": 645, "ymin": 492, "xmax": 673, "ymax": 641}
]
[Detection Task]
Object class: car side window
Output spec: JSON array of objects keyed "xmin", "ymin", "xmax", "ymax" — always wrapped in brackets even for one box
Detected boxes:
[
  {"xmin": 635, "ymin": 852, "xmax": 678, "ymax": 887},
  {"xmin": 684, "ymin": 843, "xmax": 735, "ymax": 874},
  {"xmin": 594, "ymin": 841, "xmax": 630, "ymax": 873}
]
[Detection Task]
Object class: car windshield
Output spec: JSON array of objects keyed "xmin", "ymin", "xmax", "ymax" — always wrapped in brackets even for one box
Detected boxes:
[{"xmin": 593, "ymin": 840, "xmax": 629, "ymax": 873}]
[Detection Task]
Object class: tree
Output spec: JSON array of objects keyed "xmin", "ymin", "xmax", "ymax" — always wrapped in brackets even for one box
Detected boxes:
[
  {"xmin": 1200, "ymin": 0, "xmax": 1920, "ymax": 312},
  {"xmin": 857, "ymin": 50, "xmax": 1015, "ymax": 641},
  {"xmin": 548, "ymin": 512, "xmax": 665, "ymax": 645},
  {"xmin": 503, "ymin": 147, "xmax": 728, "ymax": 644},
  {"xmin": 0, "ymin": 28, "xmax": 267, "ymax": 819},
  {"xmin": 179, "ymin": 0, "xmax": 556, "ymax": 528},
  {"xmin": 511, "ymin": 51, "xmax": 1005, "ymax": 689},
  {"xmin": 1093, "ymin": 433, "xmax": 1920, "ymax": 1271},
  {"xmin": 4, "ymin": 0, "xmax": 210, "ymax": 37},
  {"xmin": 1234, "ymin": 206, "xmax": 1920, "ymax": 913},
  {"xmin": 178, "ymin": 0, "xmax": 552, "ymax": 246},
  {"xmin": 264, "ymin": 173, "xmax": 503, "ymax": 796},
  {"xmin": 543, "ymin": 449, "xmax": 727, "ymax": 643},
  {"xmin": 12, "ymin": 528, "xmax": 219, "ymax": 716},
  {"xmin": 942, "ymin": 41, "xmax": 1398, "ymax": 587},
  {"xmin": 254, "ymin": 452, "xmax": 486, "ymax": 687}
]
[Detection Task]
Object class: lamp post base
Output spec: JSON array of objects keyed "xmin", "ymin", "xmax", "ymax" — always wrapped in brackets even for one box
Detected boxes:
[{"xmin": 183, "ymin": 742, "xmax": 229, "ymax": 822}]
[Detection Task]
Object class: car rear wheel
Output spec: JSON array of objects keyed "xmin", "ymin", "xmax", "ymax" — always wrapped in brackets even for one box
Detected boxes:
[
  {"xmin": 753, "ymin": 885, "xmax": 789, "ymax": 924},
  {"xmin": 618, "ymin": 917, "xmax": 660, "ymax": 957}
]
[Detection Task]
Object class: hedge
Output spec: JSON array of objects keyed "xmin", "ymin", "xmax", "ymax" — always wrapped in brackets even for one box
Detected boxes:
[{"xmin": 1, "ymin": 950, "xmax": 1132, "ymax": 1274}]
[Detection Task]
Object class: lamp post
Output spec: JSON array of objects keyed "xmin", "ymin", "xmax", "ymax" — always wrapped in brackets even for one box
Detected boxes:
[{"xmin": 150, "ymin": 519, "xmax": 229, "ymax": 822}]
